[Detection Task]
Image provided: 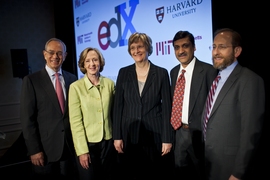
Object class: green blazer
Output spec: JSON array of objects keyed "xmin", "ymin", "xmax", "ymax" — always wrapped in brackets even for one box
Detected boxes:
[{"xmin": 69, "ymin": 75, "xmax": 115, "ymax": 156}]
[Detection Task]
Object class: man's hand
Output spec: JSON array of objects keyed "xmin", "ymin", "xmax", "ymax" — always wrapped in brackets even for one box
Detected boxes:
[{"xmin": 30, "ymin": 152, "xmax": 44, "ymax": 166}]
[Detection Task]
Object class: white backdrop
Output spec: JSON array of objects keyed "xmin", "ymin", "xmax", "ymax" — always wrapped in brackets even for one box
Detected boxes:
[{"xmin": 72, "ymin": 0, "xmax": 212, "ymax": 81}]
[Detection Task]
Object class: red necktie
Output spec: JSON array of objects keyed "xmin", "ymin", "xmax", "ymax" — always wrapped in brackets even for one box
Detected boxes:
[
  {"xmin": 171, "ymin": 69, "xmax": 186, "ymax": 130},
  {"xmin": 203, "ymin": 74, "xmax": 221, "ymax": 140},
  {"xmin": 55, "ymin": 73, "xmax": 65, "ymax": 114}
]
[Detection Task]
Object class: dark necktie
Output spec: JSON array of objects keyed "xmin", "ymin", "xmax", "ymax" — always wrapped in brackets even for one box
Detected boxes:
[
  {"xmin": 170, "ymin": 69, "xmax": 186, "ymax": 130},
  {"xmin": 203, "ymin": 74, "xmax": 221, "ymax": 140},
  {"xmin": 55, "ymin": 73, "xmax": 65, "ymax": 114}
]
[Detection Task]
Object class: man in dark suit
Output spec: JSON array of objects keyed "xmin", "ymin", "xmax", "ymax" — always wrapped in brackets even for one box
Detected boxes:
[
  {"xmin": 20, "ymin": 38, "xmax": 78, "ymax": 179},
  {"xmin": 170, "ymin": 31, "xmax": 217, "ymax": 180},
  {"xmin": 113, "ymin": 32, "xmax": 174, "ymax": 179},
  {"xmin": 203, "ymin": 28, "xmax": 265, "ymax": 180}
]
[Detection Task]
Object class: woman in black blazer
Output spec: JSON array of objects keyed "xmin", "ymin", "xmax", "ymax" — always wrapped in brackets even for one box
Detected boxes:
[{"xmin": 113, "ymin": 32, "xmax": 174, "ymax": 179}]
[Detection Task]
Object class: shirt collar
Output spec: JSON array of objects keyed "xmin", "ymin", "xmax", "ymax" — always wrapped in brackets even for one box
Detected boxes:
[{"xmin": 45, "ymin": 65, "xmax": 62, "ymax": 76}]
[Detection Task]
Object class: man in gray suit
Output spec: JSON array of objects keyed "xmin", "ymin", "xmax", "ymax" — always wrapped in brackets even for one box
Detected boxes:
[
  {"xmin": 170, "ymin": 31, "xmax": 217, "ymax": 180},
  {"xmin": 20, "ymin": 38, "xmax": 78, "ymax": 179},
  {"xmin": 203, "ymin": 28, "xmax": 265, "ymax": 180}
]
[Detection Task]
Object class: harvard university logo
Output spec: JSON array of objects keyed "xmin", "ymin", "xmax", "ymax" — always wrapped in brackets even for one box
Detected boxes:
[{"xmin": 156, "ymin": 7, "xmax": 164, "ymax": 23}]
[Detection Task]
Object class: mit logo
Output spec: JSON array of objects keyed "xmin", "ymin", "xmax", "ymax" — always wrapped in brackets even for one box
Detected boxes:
[{"xmin": 156, "ymin": 7, "xmax": 164, "ymax": 23}]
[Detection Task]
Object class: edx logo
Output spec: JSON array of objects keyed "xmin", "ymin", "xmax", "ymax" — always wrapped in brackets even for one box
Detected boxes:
[{"xmin": 98, "ymin": 0, "xmax": 139, "ymax": 50}]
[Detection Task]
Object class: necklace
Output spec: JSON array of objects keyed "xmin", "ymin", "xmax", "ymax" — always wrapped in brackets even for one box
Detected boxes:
[{"xmin": 136, "ymin": 62, "xmax": 150, "ymax": 77}]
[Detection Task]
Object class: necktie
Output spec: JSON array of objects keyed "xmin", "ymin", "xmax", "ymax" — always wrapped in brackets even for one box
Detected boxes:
[
  {"xmin": 203, "ymin": 74, "xmax": 221, "ymax": 140},
  {"xmin": 55, "ymin": 73, "xmax": 65, "ymax": 114},
  {"xmin": 171, "ymin": 69, "xmax": 186, "ymax": 130}
]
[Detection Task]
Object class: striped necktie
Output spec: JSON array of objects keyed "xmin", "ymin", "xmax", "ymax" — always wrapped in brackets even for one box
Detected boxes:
[{"xmin": 203, "ymin": 74, "xmax": 221, "ymax": 140}]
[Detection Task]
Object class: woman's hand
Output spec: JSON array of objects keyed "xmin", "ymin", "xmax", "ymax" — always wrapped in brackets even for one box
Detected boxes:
[
  {"xmin": 114, "ymin": 139, "xmax": 124, "ymax": 153},
  {"xmin": 161, "ymin": 143, "xmax": 172, "ymax": 156}
]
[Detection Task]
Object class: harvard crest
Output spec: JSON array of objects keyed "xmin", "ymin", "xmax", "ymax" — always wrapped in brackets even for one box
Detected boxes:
[{"xmin": 156, "ymin": 7, "xmax": 164, "ymax": 23}]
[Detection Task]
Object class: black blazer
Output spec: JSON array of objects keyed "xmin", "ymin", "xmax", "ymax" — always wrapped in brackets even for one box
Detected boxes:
[
  {"xmin": 113, "ymin": 61, "xmax": 174, "ymax": 150},
  {"xmin": 170, "ymin": 58, "xmax": 217, "ymax": 156},
  {"xmin": 20, "ymin": 68, "xmax": 77, "ymax": 162}
]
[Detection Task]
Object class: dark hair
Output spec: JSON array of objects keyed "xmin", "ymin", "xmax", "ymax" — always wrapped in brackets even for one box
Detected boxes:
[
  {"xmin": 128, "ymin": 32, "xmax": 153, "ymax": 56},
  {"xmin": 172, "ymin": 31, "xmax": 195, "ymax": 47},
  {"xmin": 78, "ymin": 47, "xmax": 105, "ymax": 74},
  {"xmin": 213, "ymin": 28, "xmax": 242, "ymax": 47}
]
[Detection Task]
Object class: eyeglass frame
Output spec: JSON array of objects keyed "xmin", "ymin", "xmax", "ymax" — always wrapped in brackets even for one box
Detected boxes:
[
  {"xmin": 211, "ymin": 44, "xmax": 234, "ymax": 51},
  {"xmin": 44, "ymin": 49, "xmax": 65, "ymax": 57},
  {"xmin": 130, "ymin": 45, "xmax": 145, "ymax": 51}
]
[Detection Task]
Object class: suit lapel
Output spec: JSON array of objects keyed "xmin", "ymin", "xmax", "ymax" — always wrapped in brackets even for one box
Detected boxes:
[
  {"xmin": 171, "ymin": 65, "xmax": 180, "ymax": 92},
  {"xmin": 189, "ymin": 60, "xmax": 204, "ymax": 117},
  {"xmin": 140, "ymin": 62, "xmax": 156, "ymax": 98},
  {"xmin": 128, "ymin": 65, "xmax": 141, "ymax": 98},
  {"xmin": 210, "ymin": 64, "xmax": 242, "ymax": 117},
  {"xmin": 62, "ymin": 71, "xmax": 71, "ymax": 115},
  {"xmin": 40, "ymin": 68, "xmax": 63, "ymax": 115},
  {"xmin": 62, "ymin": 71, "xmax": 72, "ymax": 91}
]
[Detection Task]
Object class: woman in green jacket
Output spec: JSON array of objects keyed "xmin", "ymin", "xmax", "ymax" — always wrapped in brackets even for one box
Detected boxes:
[{"xmin": 69, "ymin": 47, "xmax": 116, "ymax": 180}]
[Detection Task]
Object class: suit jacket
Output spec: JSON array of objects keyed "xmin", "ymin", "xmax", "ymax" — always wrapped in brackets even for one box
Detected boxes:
[
  {"xmin": 20, "ymin": 68, "xmax": 77, "ymax": 162},
  {"xmin": 170, "ymin": 58, "xmax": 217, "ymax": 157},
  {"xmin": 113, "ymin": 61, "xmax": 174, "ymax": 150},
  {"xmin": 203, "ymin": 64, "xmax": 265, "ymax": 180},
  {"xmin": 68, "ymin": 75, "xmax": 115, "ymax": 156}
]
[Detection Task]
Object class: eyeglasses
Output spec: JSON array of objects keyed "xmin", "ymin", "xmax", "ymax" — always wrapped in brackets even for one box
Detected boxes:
[
  {"xmin": 211, "ymin": 45, "xmax": 234, "ymax": 51},
  {"xmin": 44, "ymin": 50, "xmax": 64, "ymax": 57},
  {"xmin": 130, "ymin": 45, "xmax": 145, "ymax": 51}
]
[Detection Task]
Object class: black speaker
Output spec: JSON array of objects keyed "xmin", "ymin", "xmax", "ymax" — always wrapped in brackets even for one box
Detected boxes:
[{"xmin": 10, "ymin": 49, "xmax": 29, "ymax": 78}]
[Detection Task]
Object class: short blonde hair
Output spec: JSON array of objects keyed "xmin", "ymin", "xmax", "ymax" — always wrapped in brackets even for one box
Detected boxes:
[
  {"xmin": 128, "ymin": 32, "xmax": 153, "ymax": 56},
  {"xmin": 78, "ymin": 47, "xmax": 105, "ymax": 74}
]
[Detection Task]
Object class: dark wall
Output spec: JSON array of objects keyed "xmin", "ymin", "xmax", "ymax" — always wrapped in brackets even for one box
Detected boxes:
[
  {"xmin": 212, "ymin": 1, "xmax": 268, "ymax": 179},
  {"xmin": 53, "ymin": 0, "xmax": 78, "ymax": 77},
  {"xmin": 212, "ymin": 0, "xmax": 265, "ymax": 78}
]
